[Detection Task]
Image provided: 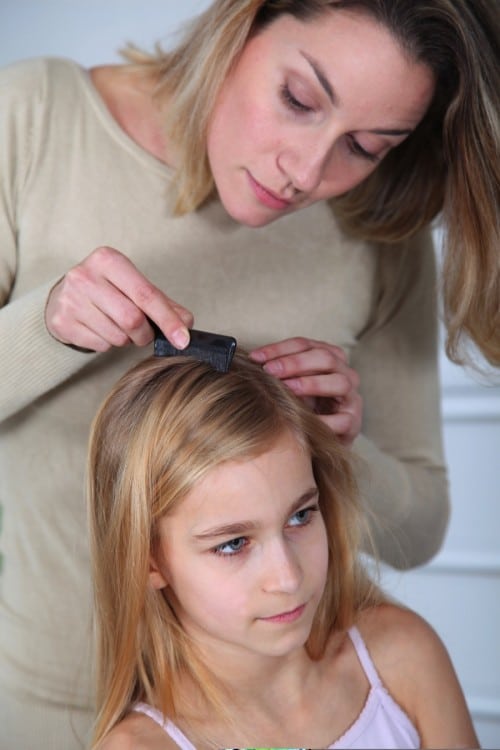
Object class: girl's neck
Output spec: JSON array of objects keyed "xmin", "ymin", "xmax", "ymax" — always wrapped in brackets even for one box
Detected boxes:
[{"xmin": 174, "ymin": 632, "xmax": 349, "ymax": 749}]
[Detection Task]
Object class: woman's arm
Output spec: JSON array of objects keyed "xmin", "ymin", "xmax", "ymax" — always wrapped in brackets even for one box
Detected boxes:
[
  {"xmin": 350, "ymin": 230, "xmax": 449, "ymax": 568},
  {"xmin": 0, "ymin": 60, "xmax": 92, "ymax": 422},
  {"xmin": 0, "ymin": 60, "xmax": 193, "ymax": 423}
]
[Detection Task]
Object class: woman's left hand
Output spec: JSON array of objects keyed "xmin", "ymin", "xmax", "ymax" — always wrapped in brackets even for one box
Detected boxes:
[{"xmin": 249, "ymin": 337, "xmax": 362, "ymax": 446}]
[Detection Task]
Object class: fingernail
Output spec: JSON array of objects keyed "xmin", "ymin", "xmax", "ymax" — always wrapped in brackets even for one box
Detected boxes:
[
  {"xmin": 249, "ymin": 350, "xmax": 266, "ymax": 363},
  {"xmin": 172, "ymin": 328, "xmax": 190, "ymax": 349},
  {"xmin": 263, "ymin": 360, "xmax": 282, "ymax": 374}
]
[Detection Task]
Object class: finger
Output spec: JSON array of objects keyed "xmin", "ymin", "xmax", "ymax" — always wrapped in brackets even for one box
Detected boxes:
[
  {"xmin": 274, "ymin": 366, "xmax": 357, "ymax": 397},
  {"xmin": 250, "ymin": 338, "xmax": 347, "ymax": 362},
  {"xmin": 250, "ymin": 337, "xmax": 347, "ymax": 364},
  {"xmin": 318, "ymin": 411, "xmax": 359, "ymax": 445},
  {"xmin": 49, "ymin": 289, "xmax": 139, "ymax": 350},
  {"xmin": 171, "ymin": 302, "xmax": 194, "ymax": 328},
  {"xmin": 260, "ymin": 349, "xmax": 352, "ymax": 382},
  {"xmin": 250, "ymin": 337, "xmax": 313, "ymax": 362},
  {"xmin": 89, "ymin": 247, "xmax": 193, "ymax": 349},
  {"xmin": 48, "ymin": 269, "xmax": 150, "ymax": 348},
  {"xmin": 60, "ymin": 319, "xmax": 124, "ymax": 353},
  {"xmin": 83, "ymin": 280, "xmax": 155, "ymax": 347}
]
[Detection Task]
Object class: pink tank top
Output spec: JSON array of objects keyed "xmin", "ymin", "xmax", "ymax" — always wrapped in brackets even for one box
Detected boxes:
[{"xmin": 133, "ymin": 626, "xmax": 420, "ymax": 749}]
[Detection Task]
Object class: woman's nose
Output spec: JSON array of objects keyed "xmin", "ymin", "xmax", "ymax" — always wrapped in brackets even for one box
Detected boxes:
[
  {"xmin": 260, "ymin": 538, "xmax": 303, "ymax": 594},
  {"xmin": 277, "ymin": 136, "xmax": 333, "ymax": 194}
]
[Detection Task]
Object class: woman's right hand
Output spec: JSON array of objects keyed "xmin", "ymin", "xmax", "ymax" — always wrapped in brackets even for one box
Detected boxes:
[{"xmin": 45, "ymin": 246, "xmax": 193, "ymax": 352}]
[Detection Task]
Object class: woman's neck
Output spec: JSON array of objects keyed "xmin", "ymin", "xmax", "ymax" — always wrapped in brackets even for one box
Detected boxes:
[{"xmin": 89, "ymin": 64, "xmax": 174, "ymax": 164}]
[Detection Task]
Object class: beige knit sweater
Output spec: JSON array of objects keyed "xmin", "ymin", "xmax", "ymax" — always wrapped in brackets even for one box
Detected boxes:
[{"xmin": 0, "ymin": 58, "xmax": 448, "ymax": 706}]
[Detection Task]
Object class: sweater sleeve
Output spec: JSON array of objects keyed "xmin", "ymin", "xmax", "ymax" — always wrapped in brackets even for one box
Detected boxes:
[
  {"xmin": 0, "ymin": 59, "xmax": 99, "ymax": 423},
  {"xmin": 0, "ymin": 282, "xmax": 99, "ymax": 422},
  {"xmin": 350, "ymin": 230, "xmax": 449, "ymax": 569}
]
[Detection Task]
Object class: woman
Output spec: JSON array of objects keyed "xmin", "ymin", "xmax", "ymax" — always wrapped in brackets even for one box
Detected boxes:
[{"xmin": 0, "ymin": 1, "xmax": 498, "ymax": 748}]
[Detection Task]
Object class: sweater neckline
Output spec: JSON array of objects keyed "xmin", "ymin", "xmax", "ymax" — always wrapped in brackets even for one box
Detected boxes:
[{"xmin": 69, "ymin": 59, "xmax": 174, "ymax": 179}]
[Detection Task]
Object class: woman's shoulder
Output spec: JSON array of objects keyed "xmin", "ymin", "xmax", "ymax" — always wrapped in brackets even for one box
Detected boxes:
[
  {"xmin": 0, "ymin": 56, "xmax": 82, "ymax": 92},
  {"xmin": 0, "ymin": 56, "xmax": 90, "ymax": 179},
  {"xmin": 97, "ymin": 711, "xmax": 177, "ymax": 750},
  {"xmin": 0, "ymin": 56, "xmax": 87, "ymax": 132}
]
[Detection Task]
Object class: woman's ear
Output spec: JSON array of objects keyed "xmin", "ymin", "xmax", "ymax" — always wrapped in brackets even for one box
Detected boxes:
[{"xmin": 149, "ymin": 555, "xmax": 168, "ymax": 590}]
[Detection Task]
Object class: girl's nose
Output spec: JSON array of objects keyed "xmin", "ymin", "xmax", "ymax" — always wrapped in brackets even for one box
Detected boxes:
[{"xmin": 260, "ymin": 538, "xmax": 303, "ymax": 594}]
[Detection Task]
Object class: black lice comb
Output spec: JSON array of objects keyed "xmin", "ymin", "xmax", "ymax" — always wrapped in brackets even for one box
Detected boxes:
[{"xmin": 151, "ymin": 323, "xmax": 237, "ymax": 373}]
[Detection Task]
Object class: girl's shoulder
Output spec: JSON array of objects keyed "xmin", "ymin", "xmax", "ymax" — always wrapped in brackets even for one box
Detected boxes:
[
  {"xmin": 353, "ymin": 602, "xmax": 475, "ymax": 742},
  {"xmin": 357, "ymin": 601, "xmax": 442, "ymax": 650},
  {"xmin": 97, "ymin": 710, "xmax": 178, "ymax": 750},
  {"xmin": 355, "ymin": 601, "xmax": 451, "ymax": 690}
]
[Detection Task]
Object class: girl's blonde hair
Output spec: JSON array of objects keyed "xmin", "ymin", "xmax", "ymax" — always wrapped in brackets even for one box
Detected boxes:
[
  {"xmin": 123, "ymin": 0, "xmax": 500, "ymax": 367},
  {"xmin": 88, "ymin": 352, "xmax": 379, "ymax": 745}
]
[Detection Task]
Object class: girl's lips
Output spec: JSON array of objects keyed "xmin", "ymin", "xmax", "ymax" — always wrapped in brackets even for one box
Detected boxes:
[
  {"xmin": 260, "ymin": 604, "xmax": 306, "ymax": 624},
  {"xmin": 246, "ymin": 171, "xmax": 291, "ymax": 211}
]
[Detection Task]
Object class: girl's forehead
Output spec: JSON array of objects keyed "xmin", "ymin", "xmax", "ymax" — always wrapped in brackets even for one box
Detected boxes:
[{"xmin": 159, "ymin": 431, "xmax": 314, "ymax": 530}]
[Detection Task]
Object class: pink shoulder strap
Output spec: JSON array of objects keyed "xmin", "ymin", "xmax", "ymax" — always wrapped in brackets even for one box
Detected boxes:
[
  {"xmin": 347, "ymin": 626, "xmax": 383, "ymax": 688},
  {"xmin": 132, "ymin": 702, "xmax": 196, "ymax": 750}
]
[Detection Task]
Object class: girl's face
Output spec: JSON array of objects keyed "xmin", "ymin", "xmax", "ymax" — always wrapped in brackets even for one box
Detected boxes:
[
  {"xmin": 206, "ymin": 10, "xmax": 435, "ymax": 227},
  {"xmin": 150, "ymin": 430, "xmax": 329, "ymax": 669}
]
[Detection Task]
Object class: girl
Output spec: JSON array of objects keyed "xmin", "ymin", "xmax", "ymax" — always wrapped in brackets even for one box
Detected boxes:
[{"xmin": 88, "ymin": 352, "xmax": 478, "ymax": 749}]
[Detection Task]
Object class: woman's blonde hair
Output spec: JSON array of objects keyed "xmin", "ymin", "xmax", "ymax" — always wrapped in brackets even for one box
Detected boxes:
[
  {"xmin": 124, "ymin": 0, "xmax": 500, "ymax": 366},
  {"xmin": 88, "ymin": 352, "xmax": 379, "ymax": 745}
]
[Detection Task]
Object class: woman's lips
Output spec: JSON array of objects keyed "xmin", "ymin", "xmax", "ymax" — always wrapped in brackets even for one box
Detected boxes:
[
  {"xmin": 259, "ymin": 604, "xmax": 306, "ymax": 624},
  {"xmin": 246, "ymin": 171, "xmax": 292, "ymax": 211}
]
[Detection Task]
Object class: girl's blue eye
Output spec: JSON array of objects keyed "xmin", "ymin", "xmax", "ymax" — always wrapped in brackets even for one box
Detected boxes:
[
  {"xmin": 280, "ymin": 84, "xmax": 313, "ymax": 113},
  {"xmin": 213, "ymin": 537, "xmax": 247, "ymax": 556},
  {"xmin": 288, "ymin": 505, "xmax": 318, "ymax": 527}
]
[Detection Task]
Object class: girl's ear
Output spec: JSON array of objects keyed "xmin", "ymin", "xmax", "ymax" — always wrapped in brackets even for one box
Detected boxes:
[{"xmin": 149, "ymin": 555, "xmax": 168, "ymax": 590}]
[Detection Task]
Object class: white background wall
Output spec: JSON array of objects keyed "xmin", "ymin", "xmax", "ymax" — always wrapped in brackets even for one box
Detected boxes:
[{"xmin": 2, "ymin": 1, "xmax": 499, "ymax": 746}]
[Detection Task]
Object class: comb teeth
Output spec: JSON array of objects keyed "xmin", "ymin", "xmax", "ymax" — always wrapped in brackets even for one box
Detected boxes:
[{"xmin": 152, "ymin": 326, "xmax": 237, "ymax": 373}]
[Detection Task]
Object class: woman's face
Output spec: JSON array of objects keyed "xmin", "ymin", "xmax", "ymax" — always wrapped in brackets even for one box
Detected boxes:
[{"xmin": 206, "ymin": 9, "xmax": 435, "ymax": 227}]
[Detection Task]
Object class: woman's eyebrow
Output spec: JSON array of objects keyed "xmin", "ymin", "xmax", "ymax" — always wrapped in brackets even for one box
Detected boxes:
[
  {"xmin": 300, "ymin": 51, "xmax": 413, "ymax": 137},
  {"xmin": 369, "ymin": 127, "xmax": 413, "ymax": 136},
  {"xmin": 300, "ymin": 51, "xmax": 337, "ymax": 105}
]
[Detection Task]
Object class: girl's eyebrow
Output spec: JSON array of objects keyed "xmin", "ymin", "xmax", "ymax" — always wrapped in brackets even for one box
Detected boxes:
[
  {"xmin": 300, "ymin": 51, "xmax": 413, "ymax": 137},
  {"xmin": 192, "ymin": 487, "xmax": 319, "ymax": 540}
]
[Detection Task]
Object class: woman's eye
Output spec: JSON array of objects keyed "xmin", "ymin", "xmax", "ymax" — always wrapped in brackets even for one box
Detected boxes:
[
  {"xmin": 346, "ymin": 134, "xmax": 379, "ymax": 163},
  {"xmin": 280, "ymin": 84, "xmax": 313, "ymax": 113},
  {"xmin": 213, "ymin": 537, "xmax": 247, "ymax": 557},
  {"xmin": 288, "ymin": 505, "xmax": 318, "ymax": 527}
]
